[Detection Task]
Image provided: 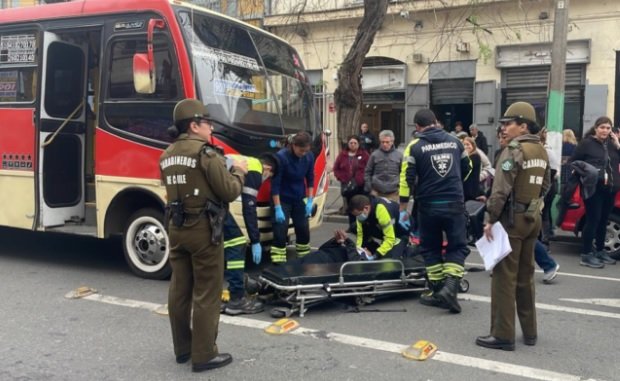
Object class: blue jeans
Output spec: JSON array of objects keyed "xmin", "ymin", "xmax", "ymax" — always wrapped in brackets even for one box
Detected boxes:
[{"xmin": 534, "ymin": 240, "xmax": 556, "ymax": 273}]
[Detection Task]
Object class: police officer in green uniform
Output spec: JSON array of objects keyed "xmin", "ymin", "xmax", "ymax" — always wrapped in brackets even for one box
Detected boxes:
[
  {"xmin": 160, "ymin": 99, "xmax": 247, "ymax": 372},
  {"xmin": 476, "ymin": 102, "xmax": 550, "ymax": 351},
  {"xmin": 221, "ymin": 153, "xmax": 278, "ymax": 315}
]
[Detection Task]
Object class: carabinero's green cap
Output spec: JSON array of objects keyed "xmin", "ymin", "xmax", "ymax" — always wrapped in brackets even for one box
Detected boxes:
[
  {"xmin": 173, "ymin": 99, "xmax": 210, "ymax": 124},
  {"xmin": 499, "ymin": 101, "xmax": 536, "ymax": 123}
]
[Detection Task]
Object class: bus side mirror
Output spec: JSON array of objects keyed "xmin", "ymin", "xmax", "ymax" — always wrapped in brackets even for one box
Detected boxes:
[
  {"xmin": 133, "ymin": 18, "xmax": 165, "ymax": 94},
  {"xmin": 133, "ymin": 53, "xmax": 154, "ymax": 94}
]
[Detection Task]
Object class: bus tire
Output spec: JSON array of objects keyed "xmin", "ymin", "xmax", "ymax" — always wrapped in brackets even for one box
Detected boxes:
[
  {"xmin": 605, "ymin": 213, "xmax": 620, "ymax": 257},
  {"xmin": 123, "ymin": 208, "xmax": 171, "ymax": 280}
]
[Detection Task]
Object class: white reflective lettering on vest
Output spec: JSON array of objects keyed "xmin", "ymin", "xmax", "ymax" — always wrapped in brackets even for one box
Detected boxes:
[
  {"xmin": 166, "ymin": 174, "xmax": 187, "ymax": 185},
  {"xmin": 421, "ymin": 142, "xmax": 457, "ymax": 153},
  {"xmin": 521, "ymin": 159, "xmax": 547, "ymax": 170},
  {"xmin": 160, "ymin": 156, "xmax": 197, "ymax": 170}
]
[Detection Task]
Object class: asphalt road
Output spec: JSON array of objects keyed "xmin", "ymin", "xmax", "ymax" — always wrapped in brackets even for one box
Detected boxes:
[{"xmin": 1, "ymin": 221, "xmax": 619, "ymax": 381}]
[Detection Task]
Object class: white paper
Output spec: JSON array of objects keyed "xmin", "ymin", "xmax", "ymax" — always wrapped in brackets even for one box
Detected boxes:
[{"xmin": 475, "ymin": 222, "xmax": 512, "ymax": 271}]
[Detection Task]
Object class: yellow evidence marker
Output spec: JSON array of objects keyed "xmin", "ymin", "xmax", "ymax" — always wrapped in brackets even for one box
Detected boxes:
[
  {"xmin": 401, "ymin": 340, "xmax": 438, "ymax": 361},
  {"xmin": 264, "ymin": 318, "xmax": 300, "ymax": 335},
  {"xmin": 221, "ymin": 289, "xmax": 230, "ymax": 302},
  {"xmin": 64, "ymin": 286, "xmax": 97, "ymax": 299}
]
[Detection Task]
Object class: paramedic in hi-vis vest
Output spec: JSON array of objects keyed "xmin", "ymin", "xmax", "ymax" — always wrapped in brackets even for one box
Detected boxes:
[{"xmin": 221, "ymin": 153, "xmax": 278, "ymax": 315}]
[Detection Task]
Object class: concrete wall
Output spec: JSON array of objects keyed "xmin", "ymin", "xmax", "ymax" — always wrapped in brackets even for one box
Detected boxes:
[{"xmin": 267, "ymin": 0, "xmax": 620, "ymax": 122}]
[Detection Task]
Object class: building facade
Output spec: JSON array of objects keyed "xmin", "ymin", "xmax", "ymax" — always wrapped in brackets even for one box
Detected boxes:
[
  {"xmin": 262, "ymin": 0, "xmax": 617, "ymax": 154},
  {"xmin": 8, "ymin": 1, "xmax": 615, "ymax": 155}
]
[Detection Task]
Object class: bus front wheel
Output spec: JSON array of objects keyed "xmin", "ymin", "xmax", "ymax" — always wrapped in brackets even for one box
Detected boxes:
[{"xmin": 123, "ymin": 208, "xmax": 172, "ymax": 280}]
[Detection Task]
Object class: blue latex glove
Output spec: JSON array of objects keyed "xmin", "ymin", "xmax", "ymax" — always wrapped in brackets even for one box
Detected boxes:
[
  {"xmin": 251, "ymin": 243, "xmax": 262, "ymax": 264},
  {"xmin": 274, "ymin": 205, "xmax": 285, "ymax": 223},
  {"xmin": 399, "ymin": 210, "xmax": 411, "ymax": 231},
  {"xmin": 305, "ymin": 197, "xmax": 314, "ymax": 218},
  {"xmin": 359, "ymin": 247, "xmax": 376, "ymax": 261}
]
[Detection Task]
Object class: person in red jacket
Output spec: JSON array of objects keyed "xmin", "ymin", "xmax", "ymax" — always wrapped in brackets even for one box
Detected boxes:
[{"xmin": 333, "ymin": 135, "xmax": 370, "ymax": 228}]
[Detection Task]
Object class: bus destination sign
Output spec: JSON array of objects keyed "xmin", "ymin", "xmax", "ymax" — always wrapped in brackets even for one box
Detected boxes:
[{"xmin": 1, "ymin": 34, "xmax": 36, "ymax": 64}]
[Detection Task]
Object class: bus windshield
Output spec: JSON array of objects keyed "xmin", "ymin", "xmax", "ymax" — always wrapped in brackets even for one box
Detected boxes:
[{"xmin": 178, "ymin": 10, "xmax": 316, "ymax": 138}]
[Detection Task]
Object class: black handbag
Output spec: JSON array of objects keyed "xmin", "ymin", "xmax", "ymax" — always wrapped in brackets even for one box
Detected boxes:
[{"xmin": 341, "ymin": 180, "xmax": 357, "ymax": 197}]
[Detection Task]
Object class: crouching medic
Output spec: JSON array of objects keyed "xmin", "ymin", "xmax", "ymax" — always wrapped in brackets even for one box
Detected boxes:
[
  {"xmin": 221, "ymin": 153, "xmax": 279, "ymax": 315},
  {"xmin": 348, "ymin": 194, "xmax": 409, "ymax": 259}
]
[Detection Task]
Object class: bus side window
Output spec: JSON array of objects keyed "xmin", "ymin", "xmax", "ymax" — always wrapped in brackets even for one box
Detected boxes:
[
  {"xmin": 104, "ymin": 34, "xmax": 181, "ymax": 143},
  {"xmin": 108, "ymin": 36, "xmax": 179, "ymax": 100},
  {"xmin": 0, "ymin": 67, "xmax": 37, "ymax": 103}
]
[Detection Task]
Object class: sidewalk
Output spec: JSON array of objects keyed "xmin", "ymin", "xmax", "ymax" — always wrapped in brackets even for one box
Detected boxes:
[{"xmin": 322, "ymin": 184, "xmax": 579, "ymax": 243}]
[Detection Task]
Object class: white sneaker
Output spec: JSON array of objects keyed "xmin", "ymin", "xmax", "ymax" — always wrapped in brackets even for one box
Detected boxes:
[{"xmin": 542, "ymin": 264, "xmax": 560, "ymax": 284}]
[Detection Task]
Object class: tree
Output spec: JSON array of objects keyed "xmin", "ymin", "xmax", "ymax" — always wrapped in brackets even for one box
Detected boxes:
[{"xmin": 334, "ymin": 0, "xmax": 389, "ymax": 145}]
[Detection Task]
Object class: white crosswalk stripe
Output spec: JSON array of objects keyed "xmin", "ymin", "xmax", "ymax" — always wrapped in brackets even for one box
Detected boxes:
[{"xmin": 74, "ymin": 291, "xmax": 607, "ymax": 381}]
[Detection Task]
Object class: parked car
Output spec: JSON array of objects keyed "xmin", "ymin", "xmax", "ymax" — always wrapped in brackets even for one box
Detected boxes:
[{"xmin": 557, "ymin": 186, "xmax": 620, "ymax": 256}]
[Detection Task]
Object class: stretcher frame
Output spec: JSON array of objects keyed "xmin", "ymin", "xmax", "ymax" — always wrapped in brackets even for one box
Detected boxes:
[{"xmin": 258, "ymin": 259, "xmax": 429, "ymax": 318}]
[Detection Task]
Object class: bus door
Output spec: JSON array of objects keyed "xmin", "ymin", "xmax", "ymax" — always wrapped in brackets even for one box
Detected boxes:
[{"xmin": 38, "ymin": 31, "xmax": 87, "ymax": 227}]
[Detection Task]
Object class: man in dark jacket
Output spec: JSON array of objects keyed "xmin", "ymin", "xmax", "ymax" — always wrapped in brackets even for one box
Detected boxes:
[
  {"xmin": 470, "ymin": 124, "xmax": 489, "ymax": 155},
  {"xmin": 359, "ymin": 123, "xmax": 378, "ymax": 152},
  {"xmin": 399, "ymin": 109, "xmax": 472, "ymax": 313}
]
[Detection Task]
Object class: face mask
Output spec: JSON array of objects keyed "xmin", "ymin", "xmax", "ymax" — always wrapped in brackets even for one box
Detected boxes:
[
  {"xmin": 262, "ymin": 172, "xmax": 271, "ymax": 182},
  {"xmin": 356, "ymin": 213, "xmax": 368, "ymax": 222}
]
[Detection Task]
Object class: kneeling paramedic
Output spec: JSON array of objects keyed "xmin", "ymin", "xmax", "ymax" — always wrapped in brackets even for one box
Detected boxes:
[
  {"xmin": 348, "ymin": 194, "xmax": 408, "ymax": 260},
  {"xmin": 221, "ymin": 153, "xmax": 278, "ymax": 315}
]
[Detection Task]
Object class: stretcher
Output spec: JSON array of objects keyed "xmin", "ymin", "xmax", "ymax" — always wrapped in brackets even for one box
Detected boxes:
[{"xmin": 257, "ymin": 256, "xmax": 469, "ymax": 318}]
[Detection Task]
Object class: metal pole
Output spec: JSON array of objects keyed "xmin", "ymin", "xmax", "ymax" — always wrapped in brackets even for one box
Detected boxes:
[{"xmin": 545, "ymin": 0, "xmax": 570, "ymax": 170}]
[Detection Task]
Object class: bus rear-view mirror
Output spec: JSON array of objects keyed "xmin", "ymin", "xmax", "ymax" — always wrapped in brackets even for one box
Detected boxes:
[
  {"xmin": 133, "ymin": 18, "xmax": 165, "ymax": 94},
  {"xmin": 133, "ymin": 53, "xmax": 156, "ymax": 94}
]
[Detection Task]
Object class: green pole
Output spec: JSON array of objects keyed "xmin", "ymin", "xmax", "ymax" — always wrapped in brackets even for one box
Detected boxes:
[
  {"xmin": 546, "ymin": 0, "xmax": 570, "ymax": 223},
  {"xmin": 545, "ymin": 0, "xmax": 569, "ymax": 161}
]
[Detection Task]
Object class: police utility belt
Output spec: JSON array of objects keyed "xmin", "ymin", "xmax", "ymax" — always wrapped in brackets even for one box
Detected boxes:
[
  {"xmin": 166, "ymin": 199, "xmax": 226, "ymax": 245},
  {"xmin": 514, "ymin": 202, "xmax": 529, "ymax": 213},
  {"xmin": 509, "ymin": 198, "xmax": 543, "ymax": 223}
]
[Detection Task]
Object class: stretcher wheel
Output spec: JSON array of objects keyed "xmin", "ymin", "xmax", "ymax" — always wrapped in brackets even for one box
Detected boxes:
[
  {"xmin": 355, "ymin": 295, "xmax": 375, "ymax": 306},
  {"xmin": 459, "ymin": 279, "xmax": 470, "ymax": 293},
  {"xmin": 270, "ymin": 307, "xmax": 291, "ymax": 319}
]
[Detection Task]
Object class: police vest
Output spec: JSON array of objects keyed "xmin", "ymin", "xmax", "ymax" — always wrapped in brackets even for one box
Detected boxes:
[
  {"xmin": 513, "ymin": 142, "xmax": 548, "ymax": 204},
  {"xmin": 159, "ymin": 136, "xmax": 220, "ymax": 211}
]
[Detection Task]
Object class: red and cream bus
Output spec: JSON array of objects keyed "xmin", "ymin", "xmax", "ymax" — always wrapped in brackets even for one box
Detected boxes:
[{"xmin": 0, "ymin": 0, "xmax": 329, "ymax": 279}]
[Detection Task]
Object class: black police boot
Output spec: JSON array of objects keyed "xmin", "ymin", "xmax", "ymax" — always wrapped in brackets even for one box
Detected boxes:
[
  {"xmin": 419, "ymin": 280, "xmax": 447, "ymax": 309},
  {"xmin": 435, "ymin": 276, "xmax": 461, "ymax": 313},
  {"xmin": 224, "ymin": 296, "xmax": 264, "ymax": 316}
]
